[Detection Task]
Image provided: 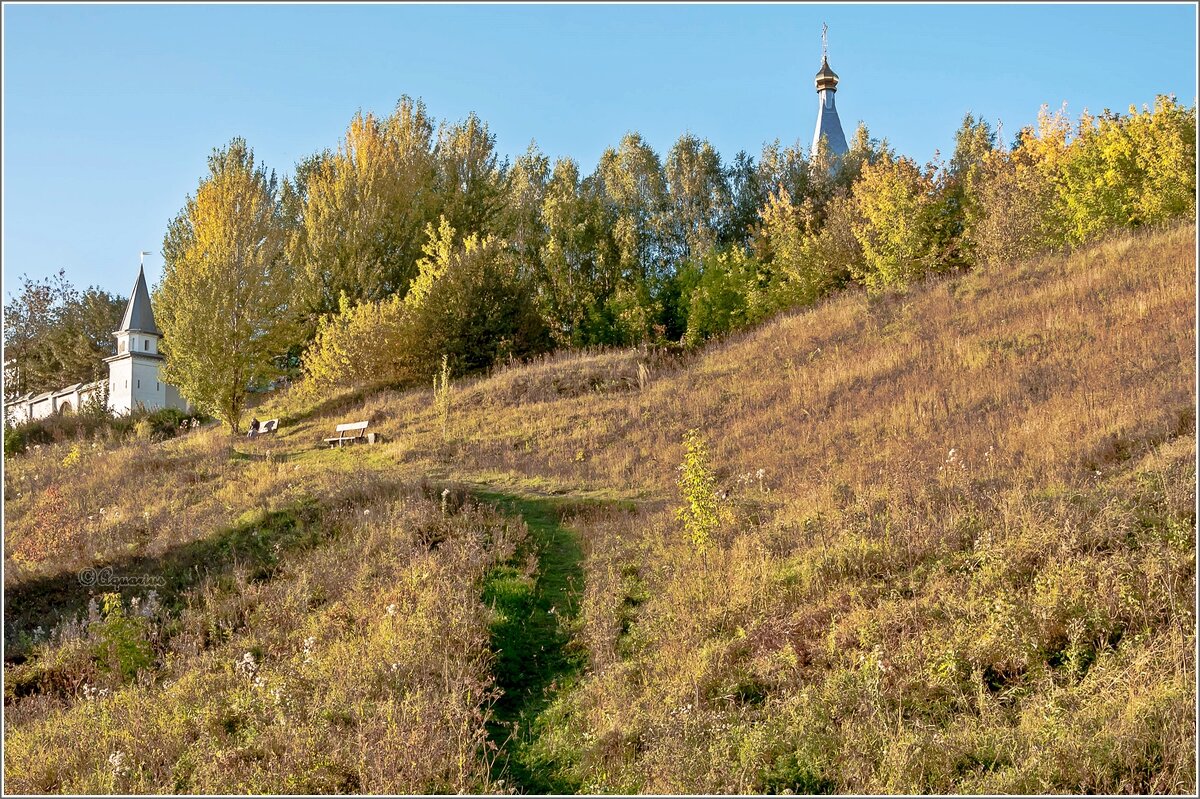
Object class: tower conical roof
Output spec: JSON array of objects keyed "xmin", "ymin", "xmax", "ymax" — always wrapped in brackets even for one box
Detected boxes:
[{"xmin": 118, "ymin": 266, "xmax": 161, "ymax": 336}]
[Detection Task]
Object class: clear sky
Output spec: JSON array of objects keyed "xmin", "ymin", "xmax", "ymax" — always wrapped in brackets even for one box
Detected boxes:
[{"xmin": 3, "ymin": 2, "xmax": 1196, "ymax": 299}]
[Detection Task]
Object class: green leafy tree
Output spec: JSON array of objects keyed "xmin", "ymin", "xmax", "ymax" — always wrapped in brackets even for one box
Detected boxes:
[
  {"xmin": 722, "ymin": 150, "xmax": 765, "ymax": 247},
  {"xmin": 842, "ymin": 122, "xmax": 888, "ymax": 171},
  {"xmin": 682, "ymin": 245, "xmax": 774, "ymax": 346},
  {"xmin": 595, "ymin": 133, "xmax": 671, "ymax": 341},
  {"xmin": 433, "ymin": 112, "xmax": 508, "ymax": 239},
  {"xmin": 158, "ymin": 138, "xmax": 294, "ymax": 432},
  {"xmin": 751, "ymin": 185, "xmax": 858, "ymax": 312},
  {"xmin": 942, "ymin": 113, "xmax": 997, "ymax": 266},
  {"xmin": 538, "ymin": 158, "xmax": 621, "ymax": 346},
  {"xmin": 754, "ymin": 187, "xmax": 814, "ymax": 302},
  {"xmin": 757, "ymin": 139, "xmax": 812, "ymax": 210},
  {"xmin": 3, "ymin": 271, "xmax": 124, "ymax": 399},
  {"xmin": 664, "ymin": 133, "xmax": 731, "ymax": 265},
  {"xmin": 502, "ymin": 142, "xmax": 551, "ymax": 279}
]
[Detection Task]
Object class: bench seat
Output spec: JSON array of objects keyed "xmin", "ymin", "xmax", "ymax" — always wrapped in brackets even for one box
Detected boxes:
[{"xmin": 325, "ymin": 420, "xmax": 370, "ymax": 447}]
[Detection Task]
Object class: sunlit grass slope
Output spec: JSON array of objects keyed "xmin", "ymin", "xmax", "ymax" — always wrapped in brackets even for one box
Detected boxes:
[{"xmin": 3, "ymin": 223, "xmax": 1195, "ymax": 793}]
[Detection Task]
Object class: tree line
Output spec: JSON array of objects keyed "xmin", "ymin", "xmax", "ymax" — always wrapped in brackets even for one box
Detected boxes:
[
  {"xmin": 6, "ymin": 95, "xmax": 1193, "ymax": 430},
  {"xmin": 144, "ymin": 93, "xmax": 1200, "ymax": 430},
  {"xmin": 3, "ymin": 271, "xmax": 125, "ymax": 400}
]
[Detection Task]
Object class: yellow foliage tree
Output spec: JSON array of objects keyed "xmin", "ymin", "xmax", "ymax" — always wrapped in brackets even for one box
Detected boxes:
[
  {"xmin": 849, "ymin": 154, "xmax": 940, "ymax": 291},
  {"xmin": 158, "ymin": 138, "xmax": 294, "ymax": 432},
  {"xmin": 290, "ymin": 97, "xmax": 439, "ymax": 320},
  {"xmin": 1060, "ymin": 96, "xmax": 1197, "ymax": 243},
  {"xmin": 300, "ymin": 292, "xmax": 411, "ymax": 396}
]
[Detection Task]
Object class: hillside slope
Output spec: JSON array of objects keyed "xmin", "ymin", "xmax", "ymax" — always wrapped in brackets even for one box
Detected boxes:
[{"xmin": 3, "ymin": 224, "xmax": 1195, "ymax": 793}]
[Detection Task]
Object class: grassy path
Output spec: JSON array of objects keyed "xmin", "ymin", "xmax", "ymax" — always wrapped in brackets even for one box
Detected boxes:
[{"xmin": 477, "ymin": 490, "xmax": 587, "ymax": 795}]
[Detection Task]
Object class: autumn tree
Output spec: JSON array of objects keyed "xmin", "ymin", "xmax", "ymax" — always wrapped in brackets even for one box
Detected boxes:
[
  {"xmin": 850, "ymin": 153, "xmax": 941, "ymax": 291},
  {"xmin": 158, "ymin": 138, "xmax": 293, "ymax": 432},
  {"xmin": 1060, "ymin": 96, "xmax": 1197, "ymax": 242},
  {"xmin": 290, "ymin": 97, "xmax": 439, "ymax": 321},
  {"xmin": 404, "ymin": 219, "xmax": 550, "ymax": 376},
  {"xmin": 1122, "ymin": 95, "xmax": 1197, "ymax": 226},
  {"xmin": 301, "ymin": 292, "xmax": 410, "ymax": 395},
  {"xmin": 966, "ymin": 106, "xmax": 1071, "ymax": 266}
]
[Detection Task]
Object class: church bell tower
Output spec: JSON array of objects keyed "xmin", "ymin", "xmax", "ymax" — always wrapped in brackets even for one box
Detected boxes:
[
  {"xmin": 811, "ymin": 24, "xmax": 850, "ymax": 157},
  {"xmin": 104, "ymin": 260, "xmax": 185, "ymax": 415}
]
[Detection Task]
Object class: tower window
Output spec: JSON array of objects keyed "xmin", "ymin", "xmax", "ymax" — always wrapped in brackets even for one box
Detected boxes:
[
  {"xmin": 144, "ymin": 340, "xmax": 149, "ymax": 351},
  {"xmin": 137, "ymin": 379, "xmax": 141, "ymax": 389}
]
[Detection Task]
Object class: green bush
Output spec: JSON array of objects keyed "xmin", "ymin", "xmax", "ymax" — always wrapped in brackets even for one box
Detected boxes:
[
  {"xmin": 93, "ymin": 593, "xmax": 155, "ymax": 682},
  {"xmin": 5, "ymin": 422, "xmax": 31, "ymax": 458},
  {"xmin": 3, "ymin": 405, "xmax": 199, "ymax": 457}
]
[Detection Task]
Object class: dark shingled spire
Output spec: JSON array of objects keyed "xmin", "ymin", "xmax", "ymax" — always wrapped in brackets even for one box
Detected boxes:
[{"xmin": 118, "ymin": 266, "xmax": 162, "ymax": 336}]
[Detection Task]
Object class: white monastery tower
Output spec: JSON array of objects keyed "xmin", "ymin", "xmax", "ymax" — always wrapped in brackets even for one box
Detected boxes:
[
  {"xmin": 104, "ymin": 265, "xmax": 187, "ymax": 415},
  {"xmin": 811, "ymin": 26, "xmax": 850, "ymax": 157}
]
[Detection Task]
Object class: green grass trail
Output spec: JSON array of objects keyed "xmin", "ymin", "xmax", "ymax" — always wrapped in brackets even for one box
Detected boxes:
[{"xmin": 477, "ymin": 490, "xmax": 587, "ymax": 795}]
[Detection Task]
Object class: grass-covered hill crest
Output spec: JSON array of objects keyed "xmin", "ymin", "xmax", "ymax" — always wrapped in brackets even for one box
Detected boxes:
[{"xmin": 3, "ymin": 222, "xmax": 1196, "ymax": 794}]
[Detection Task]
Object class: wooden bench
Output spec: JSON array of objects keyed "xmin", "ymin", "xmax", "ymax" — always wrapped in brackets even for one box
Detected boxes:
[{"xmin": 324, "ymin": 420, "xmax": 370, "ymax": 447}]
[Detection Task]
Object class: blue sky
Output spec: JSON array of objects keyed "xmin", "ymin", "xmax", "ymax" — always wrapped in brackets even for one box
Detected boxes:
[{"xmin": 3, "ymin": 2, "xmax": 1196, "ymax": 298}]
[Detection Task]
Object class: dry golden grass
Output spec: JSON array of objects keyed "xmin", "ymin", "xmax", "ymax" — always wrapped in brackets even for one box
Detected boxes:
[
  {"xmin": 3, "ymin": 223, "xmax": 1194, "ymax": 793},
  {"xmin": 233, "ymin": 224, "xmax": 1194, "ymax": 515},
  {"xmin": 4, "ymin": 486, "xmax": 520, "ymax": 793}
]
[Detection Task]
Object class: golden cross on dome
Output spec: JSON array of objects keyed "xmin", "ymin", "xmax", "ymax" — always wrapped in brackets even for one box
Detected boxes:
[{"xmin": 822, "ymin": 23, "xmax": 828, "ymax": 60}]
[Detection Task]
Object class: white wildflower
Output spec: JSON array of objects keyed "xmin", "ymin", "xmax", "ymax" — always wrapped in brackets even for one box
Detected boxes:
[
  {"xmin": 236, "ymin": 651, "xmax": 258, "ymax": 678},
  {"xmin": 108, "ymin": 750, "xmax": 129, "ymax": 777}
]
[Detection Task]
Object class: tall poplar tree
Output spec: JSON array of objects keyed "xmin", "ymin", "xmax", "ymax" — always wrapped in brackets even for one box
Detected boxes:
[
  {"xmin": 291, "ymin": 98, "xmax": 439, "ymax": 321},
  {"xmin": 158, "ymin": 138, "xmax": 293, "ymax": 432}
]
